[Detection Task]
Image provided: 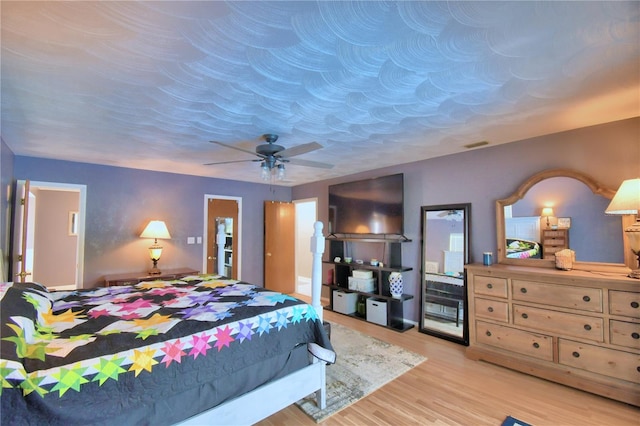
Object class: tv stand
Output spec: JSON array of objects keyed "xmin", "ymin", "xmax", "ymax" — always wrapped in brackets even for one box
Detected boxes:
[{"xmin": 323, "ymin": 238, "xmax": 413, "ymax": 331}]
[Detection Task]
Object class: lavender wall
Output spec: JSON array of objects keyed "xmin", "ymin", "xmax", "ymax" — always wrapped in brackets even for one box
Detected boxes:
[
  {"xmin": 13, "ymin": 158, "xmax": 292, "ymax": 287},
  {"xmin": 292, "ymin": 117, "xmax": 640, "ymax": 323}
]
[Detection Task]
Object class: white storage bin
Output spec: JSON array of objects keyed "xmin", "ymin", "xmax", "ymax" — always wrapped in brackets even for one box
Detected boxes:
[
  {"xmin": 333, "ymin": 290, "xmax": 358, "ymax": 315},
  {"xmin": 348, "ymin": 276, "xmax": 376, "ymax": 292},
  {"xmin": 366, "ymin": 298, "xmax": 387, "ymax": 326},
  {"xmin": 352, "ymin": 269, "xmax": 373, "ymax": 279}
]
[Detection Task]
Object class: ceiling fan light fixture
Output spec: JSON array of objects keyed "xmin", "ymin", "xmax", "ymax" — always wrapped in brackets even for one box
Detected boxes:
[
  {"xmin": 260, "ymin": 162, "xmax": 270, "ymax": 181},
  {"xmin": 277, "ymin": 164, "xmax": 285, "ymax": 180}
]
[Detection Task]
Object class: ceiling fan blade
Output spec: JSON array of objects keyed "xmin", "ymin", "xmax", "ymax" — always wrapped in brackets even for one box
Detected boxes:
[
  {"xmin": 203, "ymin": 159, "xmax": 260, "ymax": 166},
  {"xmin": 286, "ymin": 158, "xmax": 334, "ymax": 169},
  {"xmin": 210, "ymin": 140, "xmax": 260, "ymax": 157},
  {"xmin": 277, "ymin": 141, "xmax": 322, "ymax": 158}
]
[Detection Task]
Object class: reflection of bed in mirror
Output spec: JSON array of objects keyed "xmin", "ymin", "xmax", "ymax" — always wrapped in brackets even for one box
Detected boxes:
[
  {"xmin": 423, "ymin": 272, "xmax": 464, "ymax": 327},
  {"xmin": 505, "ymin": 216, "xmax": 542, "ymax": 259}
]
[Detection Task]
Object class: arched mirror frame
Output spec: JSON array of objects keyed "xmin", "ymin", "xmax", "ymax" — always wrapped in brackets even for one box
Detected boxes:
[{"xmin": 496, "ymin": 169, "xmax": 634, "ymax": 273}]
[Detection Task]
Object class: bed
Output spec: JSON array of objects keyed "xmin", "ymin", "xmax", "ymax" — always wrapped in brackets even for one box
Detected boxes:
[
  {"xmin": 504, "ymin": 216, "xmax": 542, "ymax": 259},
  {"xmin": 1, "ymin": 222, "xmax": 333, "ymax": 425}
]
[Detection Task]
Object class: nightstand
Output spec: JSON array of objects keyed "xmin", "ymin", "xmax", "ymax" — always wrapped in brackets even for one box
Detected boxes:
[
  {"xmin": 541, "ymin": 229, "xmax": 569, "ymax": 259},
  {"xmin": 104, "ymin": 267, "xmax": 199, "ymax": 287}
]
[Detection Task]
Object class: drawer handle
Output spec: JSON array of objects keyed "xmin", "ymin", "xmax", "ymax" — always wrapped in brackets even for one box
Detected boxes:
[
  {"xmin": 631, "ymin": 301, "xmax": 639, "ymax": 309},
  {"xmin": 486, "ymin": 331, "xmax": 492, "ymax": 337},
  {"xmin": 520, "ymin": 288, "xmax": 527, "ymax": 294},
  {"xmin": 584, "ymin": 324, "xmax": 592, "ymax": 331},
  {"xmin": 488, "ymin": 307, "xmax": 494, "ymax": 313},
  {"xmin": 487, "ymin": 283, "xmax": 493, "ymax": 289},
  {"xmin": 533, "ymin": 342, "xmax": 540, "ymax": 349},
  {"xmin": 522, "ymin": 313, "xmax": 528, "ymax": 319},
  {"xmin": 632, "ymin": 332, "xmax": 639, "ymax": 340},
  {"xmin": 582, "ymin": 295, "xmax": 590, "ymax": 302},
  {"xmin": 572, "ymin": 351, "xmax": 580, "ymax": 358}
]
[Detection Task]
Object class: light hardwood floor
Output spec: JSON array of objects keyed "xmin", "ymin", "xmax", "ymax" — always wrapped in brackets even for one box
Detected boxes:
[{"xmin": 257, "ymin": 303, "xmax": 639, "ymax": 426}]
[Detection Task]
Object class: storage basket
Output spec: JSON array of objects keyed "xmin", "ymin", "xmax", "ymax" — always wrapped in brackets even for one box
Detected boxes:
[{"xmin": 555, "ymin": 249, "xmax": 575, "ymax": 271}]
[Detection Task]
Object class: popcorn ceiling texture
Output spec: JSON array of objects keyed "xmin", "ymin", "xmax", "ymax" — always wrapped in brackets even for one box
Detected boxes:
[{"xmin": 2, "ymin": 1, "xmax": 638, "ymax": 185}]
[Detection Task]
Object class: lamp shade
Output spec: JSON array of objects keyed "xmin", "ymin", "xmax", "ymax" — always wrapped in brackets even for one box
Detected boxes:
[
  {"xmin": 140, "ymin": 220, "xmax": 171, "ymax": 240},
  {"xmin": 541, "ymin": 207, "xmax": 554, "ymax": 217},
  {"xmin": 605, "ymin": 178, "xmax": 640, "ymax": 215}
]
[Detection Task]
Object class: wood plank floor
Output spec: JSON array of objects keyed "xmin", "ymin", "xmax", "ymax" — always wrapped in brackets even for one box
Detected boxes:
[{"xmin": 257, "ymin": 305, "xmax": 639, "ymax": 426}]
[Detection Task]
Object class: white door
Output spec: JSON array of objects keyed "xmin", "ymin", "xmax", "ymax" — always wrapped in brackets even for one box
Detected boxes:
[
  {"xmin": 12, "ymin": 180, "xmax": 32, "ymax": 282},
  {"xmin": 294, "ymin": 198, "xmax": 317, "ymax": 296}
]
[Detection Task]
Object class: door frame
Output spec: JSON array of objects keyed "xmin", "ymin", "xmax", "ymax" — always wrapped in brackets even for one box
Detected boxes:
[
  {"xmin": 293, "ymin": 198, "xmax": 318, "ymax": 296},
  {"xmin": 203, "ymin": 194, "xmax": 242, "ymax": 279},
  {"xmin": 14, "ymin": 180, "xmax": 86, "ymax": 288}
]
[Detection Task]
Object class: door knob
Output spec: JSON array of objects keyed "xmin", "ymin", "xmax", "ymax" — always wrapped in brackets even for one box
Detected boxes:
[{"xmin": 266, "ymin": 253, "xmax": 272, "ymax": 256}]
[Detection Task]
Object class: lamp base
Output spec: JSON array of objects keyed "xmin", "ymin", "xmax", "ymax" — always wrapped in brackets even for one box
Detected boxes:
[
  {"xmin": 148, "ymin": 258, "xmax": 161, "ymax": 275},
  {"xmin": 629, "ymin": 269, "xmax": 640, "ymax": 279}
]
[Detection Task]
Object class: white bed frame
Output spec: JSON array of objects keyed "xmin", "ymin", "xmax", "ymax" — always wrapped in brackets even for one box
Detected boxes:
[
  {"xmin": 179, "ymin": 221, "xmax": 327, "ymax": 425},
  {"xmin": 505, "ymin": 216, "xmax": 541, "ymax": 242}
]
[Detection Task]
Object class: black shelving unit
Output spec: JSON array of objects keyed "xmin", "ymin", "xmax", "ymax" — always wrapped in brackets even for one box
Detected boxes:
[{"xmin": 323, "ymin": 237, "xmax": 414, "ymax": 332}]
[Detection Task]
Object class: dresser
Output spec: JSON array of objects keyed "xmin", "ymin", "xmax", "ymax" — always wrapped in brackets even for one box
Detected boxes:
[
  {"xmin": 465, "ymin": 263, "xmax": 639, "ymax": 406},
  {"xmin": 104, "ymin": 267, "xmax": 199, "ymax": 286},
  {"xmin": 541, "ymin": 229, "xmax": 569, "ymax": 259}
]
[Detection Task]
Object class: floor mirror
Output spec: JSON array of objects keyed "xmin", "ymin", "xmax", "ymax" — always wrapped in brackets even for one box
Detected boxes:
[{"xmin": 419, "ymin": 203, "xmax": 470, "ymax": 345}]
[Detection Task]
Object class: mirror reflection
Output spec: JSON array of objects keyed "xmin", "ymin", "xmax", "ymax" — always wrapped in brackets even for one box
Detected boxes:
[
  {"xmin": 420, "ymin": 204, "xmax": 470, "ymax": 345},
  {"xmin": 500, "ymin": 174, "xmax": 624, "ymax": 266},
  {"xmin": 215, "ymin": 217, "xmax": 234, "ymax": 277}
]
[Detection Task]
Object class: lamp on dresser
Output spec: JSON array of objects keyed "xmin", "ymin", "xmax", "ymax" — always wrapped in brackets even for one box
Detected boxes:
[
  {"xmin": 140, "ymin": 220, "xmax": 171, "ymax": 275},
  {"xmin": 605, "ymin": 178, "xmax": 640, "ymax": 278},
  {"xmin": 541, "ymin": 207, "xmax": 554, "ymax": 228}
]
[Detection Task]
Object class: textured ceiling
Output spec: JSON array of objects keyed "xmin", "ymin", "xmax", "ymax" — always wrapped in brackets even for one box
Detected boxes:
[{"xmin": 2, "ymin": 1, "xmax": 639, "ymax": 186}]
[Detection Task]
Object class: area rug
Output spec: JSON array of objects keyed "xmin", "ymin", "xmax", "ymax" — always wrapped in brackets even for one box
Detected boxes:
[{"xmin": 296, "ymin": 322, "xmax": 426, "ymax": 422}]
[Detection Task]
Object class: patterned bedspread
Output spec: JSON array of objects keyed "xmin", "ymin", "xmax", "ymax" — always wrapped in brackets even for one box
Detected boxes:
[
  {"xmin": 506, "ymin": 238, "xmax": 541, "ymax": 259},
  {"xmin": 1, "ymin": 276, "xmax": 333, "ymax": 425}
]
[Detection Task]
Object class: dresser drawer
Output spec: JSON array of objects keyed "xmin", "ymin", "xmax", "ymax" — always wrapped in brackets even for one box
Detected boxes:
[
  {"xmin": 476, "ymin": 320, "xmax": 553, "ymax": 361},
  {"xmin": 559, "ymin": 339, "xmax": 640, "ymax": 384},
  {"xmin": 474, "ymin": 297, "xmax": 508, "ymax": 322},
  {"xmin": 610, "ymin": 320, "xmax": 640, "ymax": 350},
  {"xmin": 512, "ymin": 280, "xmax": 602, "ymax": 312},
  {"xmin": 609, "ymin": 290, "xmax": 640, "ymax": 318},
  {"xmin": 473, "ymin": 275, "xmax": 508, "ymax": 298},
  {"xmin": 513, "ymin": 304, "xmax": 604, "ymax": 342}
]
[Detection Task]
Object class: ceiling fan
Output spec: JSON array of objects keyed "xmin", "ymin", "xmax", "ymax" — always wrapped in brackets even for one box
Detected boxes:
[
  {"xmin": 438, "ymin": 210, "xmax": 463, "ymax": 220},
  {"xmin": 205, "ymin": 134, "xmax": 334, "ymax": 174}
]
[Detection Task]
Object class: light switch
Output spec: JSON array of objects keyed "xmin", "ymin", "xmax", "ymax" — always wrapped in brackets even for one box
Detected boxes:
[
  {"xmin": 196, "ymin": 236, "xmax": 202, "ymax": 244},
  {"xmin": 187, "ymin": 237, "xmax": 195, "ymax": 244}
]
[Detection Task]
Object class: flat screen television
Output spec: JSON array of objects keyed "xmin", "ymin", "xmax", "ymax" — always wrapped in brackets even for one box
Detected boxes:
[{"xmin": 328, "ymin": 173, "xmax": 404, "ymax": 236}]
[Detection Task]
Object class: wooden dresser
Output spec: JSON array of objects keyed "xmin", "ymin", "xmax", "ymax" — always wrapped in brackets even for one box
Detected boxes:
[
  {"xmin": 465, "ymin": 263, "xmax": 639, "ymax": 406},
  {"xmin": 104, "ymin": 267, "xmax": 199, "ymax": 286},
  {"xmin": 541, "ymin": 229, "xmax": 569, "ymax": 259}
]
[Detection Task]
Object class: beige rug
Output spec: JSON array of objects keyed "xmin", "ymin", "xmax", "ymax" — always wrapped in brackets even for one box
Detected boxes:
[{"xmin": 296, "ymin": 322, "xmax": 426, "ymax": 422}]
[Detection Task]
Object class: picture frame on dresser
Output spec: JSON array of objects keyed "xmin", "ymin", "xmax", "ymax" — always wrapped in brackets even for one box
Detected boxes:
[{"xmin": 557, "ymin": 217, "xmax": 571, "ymax": 229}]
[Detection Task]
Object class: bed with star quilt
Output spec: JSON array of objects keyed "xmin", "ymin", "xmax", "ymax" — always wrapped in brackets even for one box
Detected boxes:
[{"xmin": 0, "ymin": 276, "xmax": 334, "ymax": 425}]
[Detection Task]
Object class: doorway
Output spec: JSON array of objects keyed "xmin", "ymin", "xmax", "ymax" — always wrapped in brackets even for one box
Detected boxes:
[
  {"xmin": 294, "ymin": 198, "xmax": 317, "ymax": 296},
  {"xmin": 204, "ymin": 195, "xmax": 241, "ymax": 279},
  {"xmin": 12, "ymin": 180, "xmax": 86, "ymax": 289}
]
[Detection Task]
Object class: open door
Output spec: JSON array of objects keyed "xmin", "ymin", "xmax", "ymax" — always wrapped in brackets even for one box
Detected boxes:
[
  {"xmin": 12, "ymin": 180, "xmax": 33, "ymax": 282},
  {"xmin": 206, "ymin": 198, "xmax": 239, "ymax": 278},
  {"xmin": 264, "ymin": 201, "xmax": 295, "ymax": 293}
]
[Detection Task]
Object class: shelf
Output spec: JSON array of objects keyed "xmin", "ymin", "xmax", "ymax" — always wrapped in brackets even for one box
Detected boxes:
[
  {"xmin": 327, "ymin": 234, "xmax": 411, "ymax": 243},
  {"xmin": 324, "ymin": 305, "xmax": 414, "ymax": 332},
  {"xmin": 323, "ymin": 260, "xmax": 412, "ymax": 272},
  {"xmin": 324, "ymin": 284, "xmax": 413, "ymax": 302}
]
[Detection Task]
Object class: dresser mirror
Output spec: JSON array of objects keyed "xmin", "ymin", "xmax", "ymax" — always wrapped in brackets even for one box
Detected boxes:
[
  {"xmin": 496, "ymin": 169, "xmax": 634, "ymax": 272},
  {"xmin": 420, "ymin": 203, "xmax": 470, "ymax": 345}
]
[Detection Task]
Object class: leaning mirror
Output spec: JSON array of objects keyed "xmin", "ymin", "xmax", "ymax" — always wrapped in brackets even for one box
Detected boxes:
[
  {"xmin": 419, "ymin": 203, "xmax": 470, "ymax": 345},
  {"xmin": 496, "ymin": 169, "xmax": 634, "ymax": 272}
]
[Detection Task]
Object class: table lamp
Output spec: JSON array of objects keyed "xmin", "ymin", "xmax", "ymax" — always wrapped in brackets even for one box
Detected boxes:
[
  {"xmin": 605, "ymin": 178, "xmax": 640, "ymax": 278},
  {"xmin": 140, "ymin": 220, "xmax": 171, "ymax": 275}
]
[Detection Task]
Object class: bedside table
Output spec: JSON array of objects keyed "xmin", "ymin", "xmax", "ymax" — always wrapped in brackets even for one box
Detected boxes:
[
  {"xmin": 542, "ymin": 229, "xmax": 569, "ymax": 259},
  {"xmin": 104, "ymin": 267, "xmax": 200, "ymax": 287}
]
